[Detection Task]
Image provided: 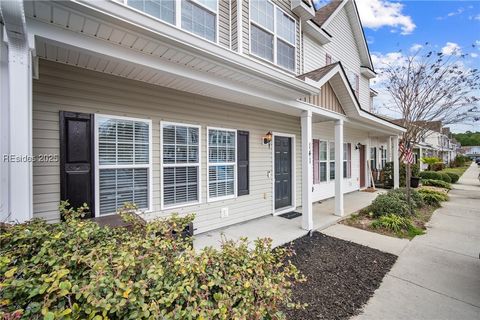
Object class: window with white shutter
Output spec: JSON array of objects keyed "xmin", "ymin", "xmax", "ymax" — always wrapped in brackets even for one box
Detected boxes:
[
  {"xmin": 161, "ymin": 122, "xmax": 201, "ymax": 208},
  {"xmin": 96, "ymin": 115, "xmax": 152, "ymax": 216},
  {"xmin": 208, "ymin": 128, "xmax": 236, "ymax": 201}
]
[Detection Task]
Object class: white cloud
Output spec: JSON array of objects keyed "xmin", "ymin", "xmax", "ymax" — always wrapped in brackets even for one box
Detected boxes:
[
  {"xmin": 356, "ymin": 0, "xmax": 416, "ymax": 35},
  {"xmin": 471, "ymin": 53, "xmax": 478, "ymax": 58},
  {"xmin": 410, "ymin": 43, "xmax": 423, "ymax": 52},
  {"xmin": 441, "ymin": 42, "xmax": 462, "ymax": 55}
]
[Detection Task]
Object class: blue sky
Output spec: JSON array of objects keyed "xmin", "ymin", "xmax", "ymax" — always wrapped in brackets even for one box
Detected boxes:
[{"xmin": 356, "ymin": 0, "xmax": 480, "ymax": 133}]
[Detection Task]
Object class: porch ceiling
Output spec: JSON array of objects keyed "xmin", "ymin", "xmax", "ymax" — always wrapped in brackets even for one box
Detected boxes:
[{"xmin": 25, "ymin": 0, "xmax": 320, "ymax": 118}]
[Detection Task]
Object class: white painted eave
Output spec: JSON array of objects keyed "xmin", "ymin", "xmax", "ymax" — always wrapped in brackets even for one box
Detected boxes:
[
  {"xmin": 303, "ymin": 20, "xmax": 332, "ymax": 45},
  {"xmin": 59, "ymin": 0, "xmax": 319, "ymax": 97}
]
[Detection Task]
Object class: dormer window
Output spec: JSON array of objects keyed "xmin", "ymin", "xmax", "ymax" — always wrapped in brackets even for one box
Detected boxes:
[
  {"xmin": 250, "ymin": 0, "xmax": 297, "ymax": 72},
  {"xmin": 127, "ymin": 0, "xmax": 218, "ymax": 43}
]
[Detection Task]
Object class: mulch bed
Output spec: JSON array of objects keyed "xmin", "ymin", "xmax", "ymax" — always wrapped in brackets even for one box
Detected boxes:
[{"xmin": 281, "ymin": 232, "xmax": 397, "ymax": 320}]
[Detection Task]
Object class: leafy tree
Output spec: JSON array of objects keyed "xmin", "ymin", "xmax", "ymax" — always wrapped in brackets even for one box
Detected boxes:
[{"xmin": 452, "ymin": 131, "xmax": 480, "ymax": 146}]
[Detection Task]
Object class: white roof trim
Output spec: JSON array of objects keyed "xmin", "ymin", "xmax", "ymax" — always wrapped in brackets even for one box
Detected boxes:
[
  {"xmin": 303, "ymin": 63, "xmax": 405, "ymax": 133},
  {"xmin": 321, "ymin": 0, "xmax": 374, "ymax": 70}
]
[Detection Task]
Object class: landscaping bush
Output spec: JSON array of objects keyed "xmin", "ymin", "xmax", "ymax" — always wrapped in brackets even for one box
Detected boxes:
[
  {"xmin": 418, "ymin": 171, "xmax": 443, "ymax": 181},
  {"xmin": 371, "ymin": 214, "xmax": 413, "ymax": 233},
  {"xmin": 0, "ymin": 204, "xmax": 302, "ymax": 320},
  {"xmin": 369, "ymin": 193, "xmax": 410, "ymax": 217},
  {"xmin": 388, "ymin": 188, "xmax": 424, "ymax": 209},
  {"xmin": 444, "ymin": 172, "xmax": 460, "ymax": 183},
  {"xmin": 430, "ymin": 162, "xmax": 445, "ymax": 171},
  {"xmin": 421, "ymin": 179, "xmax": 452, "ymax": 190},
  {"xmin": 400, "ymin": 163, "xmax": 420, "ymax": 187},
  {"xmin": 421, "ymin": 157, "xmax": 442, "ymax": 171},
  {"xmin": 418, "ymin": 189, "xmax": 449, "ymax": 207},
  {"xmin": 451, "ymin": 154, "xmax": 469, "ymax": 168},
  {"xmin": 439, "ymin": 172, "xmax": 452, "ymax": 183}
]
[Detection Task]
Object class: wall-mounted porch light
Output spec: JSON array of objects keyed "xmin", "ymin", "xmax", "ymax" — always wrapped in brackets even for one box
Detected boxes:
[
  {"xmin": 355, "ymin": 142, "xmax": 362, "ymax": 150},
  {"xmin": 263, "ymin": 131, "xmax": 273, "ymax": 145}
]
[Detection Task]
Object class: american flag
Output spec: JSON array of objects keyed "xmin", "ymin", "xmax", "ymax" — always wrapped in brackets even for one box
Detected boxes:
[{"xmin": 399, "ymin": 141, "xmax": 415, "ymax": 164}]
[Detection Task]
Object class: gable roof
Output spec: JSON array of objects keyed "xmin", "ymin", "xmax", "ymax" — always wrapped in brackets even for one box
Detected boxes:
[
  {"xmin": 310, "ymin": 0, "xmax": 374, "ymax": 71},
  {"xmin": 311, "ymin": 1, "xmax": 344, "ymax": 27},
  {"xmin": 297, "ymin": 62, "xmax": 340, "ymax": 81},
  {"xmin": 298, "ymin": 62, "xmax": 405, "ymax": 132}
]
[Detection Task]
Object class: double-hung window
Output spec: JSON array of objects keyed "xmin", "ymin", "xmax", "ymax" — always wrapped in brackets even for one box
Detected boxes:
[
  {"xmin": 380, "ymin": 148, "xmax": 387, "ymax": 169},
  {"xmin": 329, "ymin": 141, "xmax": 335, "ymax": 180},
  {"xmin": 127, "ymin": 0, "xmax": 175, "ymax": 24},
  {"xmin": 96, "ymin": 115, "xmax": 152, "ymax": 216},
  {"xmin": 161, "ymin": 122, "xmax": 200, "ymax": 208},
  {"xmin": 370, "ymin": 147, "xmax": 377, "ymax": 170},
  {"xmin": 250, "ymin": 0, "xmax": 296, "ymax": 71},
  {"xmin": 182, "ymin": 0, "xmax": 217, "ymax": 42},
  {"xmin": 208, "ymin": 128, "xmax": 236, "ymax": 201},
  {"xmin": 127, "ymin": 0, "xmax": 217, "ymax": 42},
  {"xmin": 319, "ymin": 140, "xmax": 328, "ymax": 182},
  {"xmin": 343, "ymin": 143, "xmax": 352, "ymax": 178}
]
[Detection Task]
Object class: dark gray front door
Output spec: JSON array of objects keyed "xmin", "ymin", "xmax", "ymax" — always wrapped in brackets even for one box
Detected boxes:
[{"xmin": 274, "ymin": 136, "xmax": 292, "ymax": 210}]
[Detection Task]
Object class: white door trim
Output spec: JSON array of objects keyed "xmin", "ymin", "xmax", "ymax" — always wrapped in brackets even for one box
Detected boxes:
[{"xmin": 271, "ymin": 132, "xmax": 296, "ymax": 215}]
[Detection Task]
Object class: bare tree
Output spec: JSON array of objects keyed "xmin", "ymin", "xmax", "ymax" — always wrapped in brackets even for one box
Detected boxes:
[{"xmin": 379, "ymin": 44, "xmax": 480, "ymax": 153}]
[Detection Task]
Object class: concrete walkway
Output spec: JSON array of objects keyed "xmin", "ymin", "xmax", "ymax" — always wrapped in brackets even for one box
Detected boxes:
[
  {"xmin": 353, "ymin": 163, "xmax": 480, "ymax": 320},
  {"xmin": 194, "ymin": 189, "xmax": 385, "ymax": 250}
]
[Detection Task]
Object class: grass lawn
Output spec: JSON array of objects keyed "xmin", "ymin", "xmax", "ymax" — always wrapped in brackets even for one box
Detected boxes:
[{"xmin": 439, "ymin": 164, "xmax": 471, "ymax": 177}]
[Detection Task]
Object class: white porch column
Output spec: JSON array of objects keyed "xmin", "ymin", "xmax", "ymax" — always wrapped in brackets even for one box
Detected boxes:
[
  {"xmin": 301, "ymin": 111, "xmax": 313, "ymax": 230},
  {"xmin": 1, "ymin": 0, "xmax": 34, "ymax": 222},
  {"xmin": 334, "ymin": 120, "xmax": 344, "ymax": 216},
  {"xmin": 392, "ymin": 135, "xmax": 400, "ymax": 189},
  {"xmin": 388, "ymin": 136, "xmax": 393, "ymax": 162}
]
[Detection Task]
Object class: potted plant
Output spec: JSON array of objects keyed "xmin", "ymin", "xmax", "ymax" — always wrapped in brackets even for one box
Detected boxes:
[{"xmin": 410, "ymin": 163, "xmax": 420, "ymax": 188}]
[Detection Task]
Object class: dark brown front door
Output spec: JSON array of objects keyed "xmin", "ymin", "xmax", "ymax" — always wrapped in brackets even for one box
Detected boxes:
[
  {"xmin": 274, "ymin": 136, "xmax": 292, "ymax": 210},
  {"xmin": 359, "ymin": 144, "xmax": 366, "ymax": 188},
  {"xmin": 59, "ymin": 111, "xmax": 94, "ymax": 218}
]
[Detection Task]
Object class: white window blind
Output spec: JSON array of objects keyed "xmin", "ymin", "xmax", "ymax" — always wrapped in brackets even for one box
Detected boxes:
[
  {"xmin": 96, "ymin": 116, "xmax": 151, "ymax": 215},
  {"xmin": 162, "ymin": 123, "xmax": 200, "ymax": 207},
  {"xmin": 208, "ymin": 128, "xmax": 236, "ymax": 200}
]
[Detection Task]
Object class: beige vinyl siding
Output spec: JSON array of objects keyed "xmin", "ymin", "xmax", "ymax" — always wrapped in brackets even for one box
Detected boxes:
[
  {"xmin": 231, "ymin": 0, "xmax": 238, "ymax": 51},
  {"xmin": 32, "ymin": 60, "xmax": 302, "ymax": 233},
  {"xmin": 359, "ymin": 75, "xmax": 370, "ymax": 110},
  {"xmin": 303, "ymin": 7, "xmax": 371, "ymax": 110},
  {"xmin": 218, "ymin": 0, "xmax": 231, "ymax": 48},
  {"xmin": 301, "ymin": 82, "xmax": 345, "ymax": 115},
  {"xmin": 242, "ymin": 0, "xmax": 301, "ymax": 74}
]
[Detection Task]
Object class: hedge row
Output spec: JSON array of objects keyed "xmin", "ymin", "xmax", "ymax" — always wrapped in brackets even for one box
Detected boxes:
[{"xmin": 0, "ymin": 204, "xmax": 303, "ymax": 319}]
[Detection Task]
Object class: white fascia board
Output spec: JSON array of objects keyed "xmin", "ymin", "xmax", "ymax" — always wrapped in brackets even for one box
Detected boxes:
[
  {"xmin": 64, "ymin": 0, "xmax": 319, "ymax": 96},
  {"xmin": 361, "ymin": 66, "xmax": 376, "ymax": 79},
  {"xmin": 303, "ymin": 20, "xmax": 331, "ymax": 45}
]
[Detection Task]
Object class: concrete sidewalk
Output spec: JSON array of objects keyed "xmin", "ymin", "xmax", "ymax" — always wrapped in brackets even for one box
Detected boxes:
[{"xmin": 354, "ymin": 163, "xmax": 480, "ymax": 320}]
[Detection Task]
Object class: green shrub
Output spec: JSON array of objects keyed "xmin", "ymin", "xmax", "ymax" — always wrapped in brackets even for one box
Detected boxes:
[
  {"xmin": 421, "ymin": 179, "xmax": 452, "ymax": 190},
  {"xmin": 418, "ymin": 189, "xmax": 449, "ymax": 207},
  {"xmin": 439, "ymin": 172, "xmax": 452, "ymax": 183},
  {"xmin": 0, "ymin": 204, "xmax": 302, "ymax": 319},
  {"xmin": 369, "ymin": 193, "xmax": 410, "ymax": 217},
  {"xmin": 388, "ymin": 188, "xmax": 424, "ymax": 209},
  {"xmin": 371, "ymin": 214, "xmax": 413, "ymax": 233},
  {"xmin": 444, "ymin": 172, "xmax": 460, "ymax": 183},
  {"xmin": 431, "ymin": 162, "xmax": 445, "ymax": 171},
  {"xmin": 400, "ymin": 163, "xmax": 420, "ymax": 187},
  {"xmin": 418, "ymin": 171, "xmax": 443, "ymax": 180}
]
